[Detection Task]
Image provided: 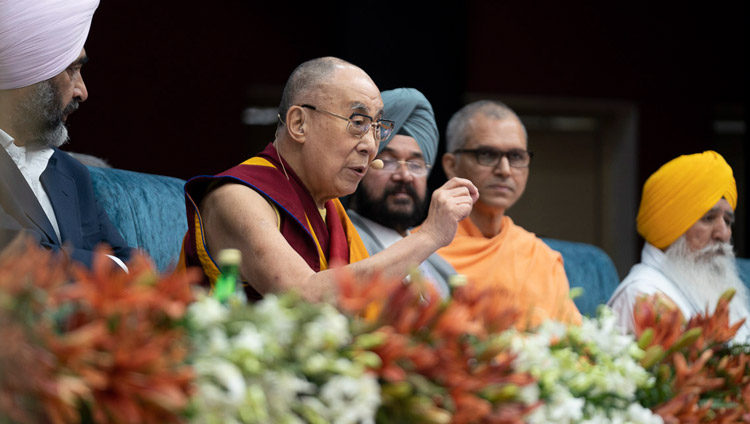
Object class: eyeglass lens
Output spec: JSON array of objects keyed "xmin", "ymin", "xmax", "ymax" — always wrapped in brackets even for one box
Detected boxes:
[
  {"xmin": 380, "ymin": 159, "xmax": 429, "ymax": 175},
  {"xmin": 348, "ymin": 118, "xmax": 394, "ymax": 141},
  {"xmin": 470, "ymin": 149, "xmax": 531, "ymax": 167}
]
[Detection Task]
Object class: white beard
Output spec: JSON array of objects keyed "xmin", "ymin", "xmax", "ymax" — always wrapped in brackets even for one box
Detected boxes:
[{"xmin": 662, "ymin": 235, "xmax": 750, "ymax": 341}]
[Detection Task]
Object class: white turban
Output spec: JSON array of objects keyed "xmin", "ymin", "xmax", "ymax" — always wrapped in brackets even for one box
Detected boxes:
[{"xmin": 0, "ymin": 0, "xmax": 99, "ymax": 90}]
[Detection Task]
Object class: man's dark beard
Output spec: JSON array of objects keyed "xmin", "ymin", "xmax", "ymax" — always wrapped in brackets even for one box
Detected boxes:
[{"xmin": 353, "ymin": 182, "xmax": 428, "ymax": 234}]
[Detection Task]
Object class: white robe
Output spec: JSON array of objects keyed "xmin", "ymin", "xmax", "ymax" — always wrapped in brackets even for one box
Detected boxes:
[{"xmin": 608, "ymin": 242, "xmax": 750, "ymax": 343}]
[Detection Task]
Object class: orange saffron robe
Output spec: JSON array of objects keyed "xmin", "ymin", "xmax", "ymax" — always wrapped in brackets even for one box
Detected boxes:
[{"xmin": 437, "ymin": 216, "xmax": 582, "ymax": 328}]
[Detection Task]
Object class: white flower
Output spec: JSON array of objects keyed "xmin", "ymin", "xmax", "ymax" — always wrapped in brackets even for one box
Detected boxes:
[
  {"xmin": 252, "ymin": 294, "xmax": 296, "ymax": 345},
  {"xmin": 625, "ymin": 403, "xmax": 664, "ymax": 424},
  {"xmin": 194, "ymin": 358, "xmax": 246, "ymax": 406},
  {"xmin": 205, "ymin": 326, "xmax": 230, "ymax": 354},
  {"xmin": 298, "ymin": 304, "xmax": 351, "ymax": 353},
  {"xmin": 518, "ymin": 383, "xmax": 540, "ymax": 404},
  {"xmin": 318, "ymin": 374, "xmax": 380, "ymax": 424},
  {"xmin": 188, "ymin": 295, "xmax": 229, "ymax": 329},
  {"xmin": 262, "ymin": 370, "xmax": 316, "ymax": 408},
  {"xmin": 230, "ymin": 323, "xmax": 264, "ymax": 355},
  {"xmin": 536, "ymin": 320, "xmax": 568, "ymax": 341}
]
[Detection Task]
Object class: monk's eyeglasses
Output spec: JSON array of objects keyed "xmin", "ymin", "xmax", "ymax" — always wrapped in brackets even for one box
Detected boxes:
[
  {"xmin": 453, "ymin": 148, "xmax": 533, "ymax": 168},
  {"xmin": 300, "ymin": 104, "xmax": 395, "ymax": 142}
]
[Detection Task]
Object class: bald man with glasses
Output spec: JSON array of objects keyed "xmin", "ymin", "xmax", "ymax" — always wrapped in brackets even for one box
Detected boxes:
[
  {"xmin": 347, "ymin": 88, "xmax": 456, "ymax": 299},
  {"xmin": 180, "ymin": 58, "xmax": 478, "ymax": 302},
  {"xmin": 437, "ymin": 100, "xmax": 582, "ymax": 328}
]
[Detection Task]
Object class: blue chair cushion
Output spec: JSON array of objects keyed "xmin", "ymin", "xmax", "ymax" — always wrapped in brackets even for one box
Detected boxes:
[
  {"xmin": 542, "ymin": 238, "xmax": 620, "ymax": 317},
  {"xmin": 88, "ymin": 166, "xmax": 187, "ymax": 272}
]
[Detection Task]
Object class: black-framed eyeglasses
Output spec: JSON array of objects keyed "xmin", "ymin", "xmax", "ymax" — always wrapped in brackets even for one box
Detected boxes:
[
  {"xmin": 376, "ymin": 158, "xmax": 432, "ymax": 176},
  {"xmin": 300, "ymin": 104, "xmax": 395, "ymax": 142},
  {"xmin": 453, "ymin": 148, "xmax": 533, "ymax": 168}
]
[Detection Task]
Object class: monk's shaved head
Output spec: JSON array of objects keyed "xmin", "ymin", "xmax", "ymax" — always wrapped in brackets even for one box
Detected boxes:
[{"xmin": 277, "ymin": 56, "xmax": 357, "ymax": 124}]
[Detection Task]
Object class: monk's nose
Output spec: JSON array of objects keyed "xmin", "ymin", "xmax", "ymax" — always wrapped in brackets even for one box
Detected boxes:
[
  {"xmin": 359, "ymin": 127, "xmax": 378, "ymax": 158},
  {"xmin": 493, "ymin": 155, "xmax": 512, "ymax": 176}
]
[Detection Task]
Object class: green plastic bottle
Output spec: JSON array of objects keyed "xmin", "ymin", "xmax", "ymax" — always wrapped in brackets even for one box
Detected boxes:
[{"xmin": 213, "ymin": 248, "xmax": 244, "ymax": 303}]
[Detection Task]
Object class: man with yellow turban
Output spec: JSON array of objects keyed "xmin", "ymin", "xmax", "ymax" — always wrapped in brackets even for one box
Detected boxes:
[
  {"xmin": 608, "ymin": 151, "xmax": 750, "ymax": 342},
  {"xmin": 0, "ymin": 0, "xmax": 132, "ymax": 268}
]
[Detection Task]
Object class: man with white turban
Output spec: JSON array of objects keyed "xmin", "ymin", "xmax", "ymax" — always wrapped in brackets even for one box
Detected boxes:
[
  {"xmin": 0, "ymin": 0, "xmax": 132, "ymax": 268},
  {"xmin": 608, "ymin": 151, "xmax": 750, "ymax": 343},
  {"xmin": 347, "ymin": 88, "xmax": 455, "ymax": 298}
]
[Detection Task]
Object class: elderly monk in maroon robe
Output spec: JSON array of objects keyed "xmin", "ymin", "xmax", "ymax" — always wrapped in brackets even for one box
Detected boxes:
[{"xmin": 181, "ymin": 57, "xmax": 478, "ymax": 302}]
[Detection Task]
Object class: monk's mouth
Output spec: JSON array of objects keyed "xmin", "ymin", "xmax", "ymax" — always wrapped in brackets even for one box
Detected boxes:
[
  {"xmin": 349, "ymin": 166, "xmax": 367, "ymax": 177},
  {"xmin": 488, "ymin": 184, "xmax": 513, "ymax": 192}
]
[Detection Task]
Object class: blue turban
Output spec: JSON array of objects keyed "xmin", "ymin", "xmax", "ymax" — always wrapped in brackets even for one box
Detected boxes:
[{"xmin": 380, "ymin": 88, "xmax": 439, "ymax": 170}]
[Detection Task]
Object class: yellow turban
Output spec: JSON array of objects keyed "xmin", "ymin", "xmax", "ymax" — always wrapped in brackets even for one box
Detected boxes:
[{"xmin": 637, "ymin": 151, "xmax": 737, "ymax": 249}]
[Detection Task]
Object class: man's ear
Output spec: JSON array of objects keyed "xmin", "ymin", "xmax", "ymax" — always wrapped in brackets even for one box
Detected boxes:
[
  {"xmin": 285, "ymin": 106, "xmax": 306, "ymax": 143},
  {"xmin": 442, "ymin": 153, "xmax": 458, "ymax": 179}
]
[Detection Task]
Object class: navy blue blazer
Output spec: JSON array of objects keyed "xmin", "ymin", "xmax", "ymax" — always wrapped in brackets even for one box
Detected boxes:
[{"xmin": 0, "ymin": 146, "xmax": 132, "ymax": 267}]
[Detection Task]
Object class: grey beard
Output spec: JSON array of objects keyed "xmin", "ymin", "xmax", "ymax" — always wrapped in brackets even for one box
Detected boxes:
[
  {"xmin": 662, "ymin": 235, "xmax": 750, "ymax": 328},
  {"xmin": 15, "ymin": 80, "xmax": 72, "ymax": 148}
]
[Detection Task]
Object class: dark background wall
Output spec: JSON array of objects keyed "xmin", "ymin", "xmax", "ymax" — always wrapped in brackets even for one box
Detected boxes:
[{"xmin": 66, "ymin": 1, "xmax": 746, "ymax": 261}]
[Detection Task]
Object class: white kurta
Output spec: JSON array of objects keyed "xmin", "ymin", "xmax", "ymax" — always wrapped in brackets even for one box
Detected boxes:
[{"xmin": 608, "ymin": 242, "xmax": 750, "ymax": 343}]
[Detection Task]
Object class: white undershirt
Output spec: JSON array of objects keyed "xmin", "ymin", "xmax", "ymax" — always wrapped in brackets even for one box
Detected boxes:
[{"xmin": 0, "ymin": 128, "xmax": 127, "ymax": 272}]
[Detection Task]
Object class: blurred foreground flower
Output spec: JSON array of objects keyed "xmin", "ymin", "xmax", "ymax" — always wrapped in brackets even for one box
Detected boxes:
[
  {"xmin": 633, "ymin": 290, "xmax": 750, "ymax": 424},
  {"xmin": 336, "ymin": 270, "xmax": 537, "ymax": 424},
  {"xmin": 5, "ymin": 235, "xmax": 750, "ymax": 424},
  {"xmin": 187, "ymin": 290, "xmax": 380, "ymax": 423},
  {"xmin": 505, "ymin": 307, "xmax": 663, "ymax": 424},
  {"xmin": 0, "ymin": 237, "xmax": 200, "ymax": 424}
]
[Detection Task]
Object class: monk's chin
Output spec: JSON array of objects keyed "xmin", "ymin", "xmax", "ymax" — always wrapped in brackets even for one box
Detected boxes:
[{"xmin": 478, "ymin": 195, "xmax": 518, "ymax": 212}]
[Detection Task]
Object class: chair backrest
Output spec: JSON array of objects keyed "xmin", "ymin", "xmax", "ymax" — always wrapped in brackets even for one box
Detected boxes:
[
  {"xmin": 87, "ymin": 166, "xmax": 187, "ymax": 272},
  {"xmin": 735, "ymin": 257, "xmax": 750, "ymax": 292},
  {"xmin": 542, "ymin": 238, "xmax": 621, "ymax": 317}
]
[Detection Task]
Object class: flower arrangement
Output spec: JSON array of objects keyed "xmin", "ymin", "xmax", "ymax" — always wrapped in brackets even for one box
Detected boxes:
[
  {"xmin": 632, "ymin": 291, "xmax": 750, "ymax": 423},
  {"xmin": 2, "ymin": 240, "xmax": 749, "ymax": 424},
  {"xmin": 0, "ymin": 238, "xmax": 198, "ymax": 424},
  {"xmin": 500, "ymin": 307, "xmax": 662, "ymax": 424},
  {"xmin": 187, "ymin": 290, "xmax": 381, "ymax": 424},
  {"xmin": 336, "ymin": 271, "xmax": 537, "ymax": 424}
]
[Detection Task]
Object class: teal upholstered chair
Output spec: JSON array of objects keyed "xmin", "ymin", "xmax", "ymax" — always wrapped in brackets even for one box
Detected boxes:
[
  {"xmin": 87, "ymin": 166, "xmax": 187, "ymax": 272},
  {"xmin": 543, "ymin": 238, "xmax": 620, "ymax": 317},
  {"xmin": 734, "ymin": 258, "xmax": 750, "ymax": 300}
]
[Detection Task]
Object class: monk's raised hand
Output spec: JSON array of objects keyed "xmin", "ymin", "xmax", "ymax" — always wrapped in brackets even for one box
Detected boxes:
[{"xmin": 421, "ymin": 177, "xmax": 478, "ymax": 247}]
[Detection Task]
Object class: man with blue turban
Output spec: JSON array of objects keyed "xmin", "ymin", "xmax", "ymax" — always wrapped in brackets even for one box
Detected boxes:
[
  {"xmin": 608, "ymin": 151, "xmax": 749, "ymax": 343},
  {"xmin": 347, "ymin": 88, "xmax": 455, "ymax": 297},
  {"xmin": 0, "ymin": 0, "xmax": 132, "ymax": 268}
]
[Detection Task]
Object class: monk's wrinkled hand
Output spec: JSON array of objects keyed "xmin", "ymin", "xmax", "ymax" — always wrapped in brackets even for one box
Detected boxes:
[{"xmin": 421, "ymin": 177, "xmax": 478, "ymax": 247}]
